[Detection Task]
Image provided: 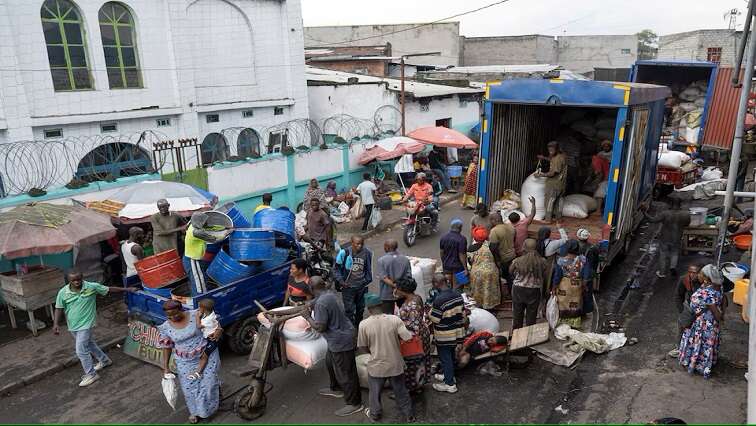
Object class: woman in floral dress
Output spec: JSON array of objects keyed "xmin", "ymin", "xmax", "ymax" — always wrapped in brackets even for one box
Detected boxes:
[
  {"xmin": 158, "ymin": 300, "xmax": 222, "ymax": 423},
  {"xmin": 394, "ymin": 278, "xmax": 431, "ymax": 393},
  {"xmin": 468, "ymin": 227, "xmax": 501, "ymax": 309},
  {"xmin": 678, "ymin": 264, "xmax": 725, "ymax": 379},
  {"xmin": 461, "ymin": 154, "xmax": 479, "ymax": 209}
]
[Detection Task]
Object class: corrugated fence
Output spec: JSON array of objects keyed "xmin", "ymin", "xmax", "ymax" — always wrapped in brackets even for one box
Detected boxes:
[{"xmin": 702, "ymin": 66, "xmax": 753, "ymax": 150}]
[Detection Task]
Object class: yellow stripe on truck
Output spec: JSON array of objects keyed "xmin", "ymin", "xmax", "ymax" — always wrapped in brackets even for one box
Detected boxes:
[
  {"xmin": 613, "ymin": 84, "xmax": 630, "ymax": 105},
  {"xmin": 613, "ymin": 168, "xmax": 619, "ymax": 182},
  {"xmin": 607, "ymin": 212, "xmax": 613, "ymax": 225},
  {"xmin": 549, "ymin": 79, "xmax": 564, "ymax": 84},
  {"xmin": 481, "ymin": 158, "xmax": 485, "ymax": 170},
  {"xmin": 618, "ymin": 127, "xmax": 625, "ymax": 141},
  {"xmin": 483, "ymin": 119, "xmax": 488, "ymax": 133}
]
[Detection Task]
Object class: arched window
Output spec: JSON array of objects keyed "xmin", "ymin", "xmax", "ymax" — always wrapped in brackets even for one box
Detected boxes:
[
  {"xmin": 76, "ymin": 142, "xmax": 152, "ymax": 182},
  {"xmin": 41, "ymin": 0, "xmax": 92, "ymax": 91},
  {"xmin": 201, "ymin": 133, "xmax": 229, "ymax": 165},
  {"xmin": 98, "ymin": 2, "xmax": 142, "ymax": 89},
  {"xmin": 237, "ymin": 128, "xmax": 261, "ymax": 158}
]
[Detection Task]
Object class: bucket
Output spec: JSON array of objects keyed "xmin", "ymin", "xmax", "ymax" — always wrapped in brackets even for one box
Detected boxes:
[
  {"xmin": 733, "ymin": 234, "xmax": 753, "ymax": 251},
  {"xmin": 722, "ymin": 262, "xmax": 747, "ymax": 283},
  {"xmin": 134, "ymin": 249, "xmax": 186, "ymax": 288},
  {"xmin": 253, "ymin": 208, "xmax": 296, "ymax": 241},
  {"xmin": 216, "ymin": 202, "xmax": 251, "ymax": 228},
  {"xmin": 207, "ymin": 249, "xmax": 258, "ymax": 285},
  {"xmin": 689, "ymin": 207, "xmax": 708, "ymax": 227},
  {"xmin": 447, "ymin": 165, "xmax": 463, "ymax": 178},
  {"xmin": 734, "ymin": 278, "xmax": 749, "ymax": 306},
  {"xmin": 229, "ymin": 228, "xmax": 275, "ymax": 261}
]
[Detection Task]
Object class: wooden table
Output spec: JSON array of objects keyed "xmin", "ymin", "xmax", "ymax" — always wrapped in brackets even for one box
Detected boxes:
[
  {"xmin": 682, "ymin": 226, "xmax": 719, "ymax": 255},
  {"xmin": 1, "ymin": 266, "xmax": 64, "ymax": 336}
]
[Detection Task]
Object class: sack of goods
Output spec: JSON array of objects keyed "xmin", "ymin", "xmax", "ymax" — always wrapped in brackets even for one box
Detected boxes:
[
  {"xmin": 665, "ymin": 80, "xmax": 708, "ymax": 145},
  {"xmin": 257, "ymin": 307, "xmax": 327, "ymax": 370},
  {"xmin": 561, "ymin": 194, "xmax": 598, "ymax": 219},
  {"xmin": 557, "ymin": 276, "xmax": 583, "ymax": 317},
  {"xmin": 468, "ymin": 307, "xmax": 500, "ymax": 333},
  {"xmin": 408, "ymin": 256, "xmax": 438, "ymax": 302},
  {"xmin": 521, "ymin": 173, "xmax": 548, "ymax": 221},
  {"xmin": 657, "ymin": 149, "xmax": 690, "ymax": 169}
]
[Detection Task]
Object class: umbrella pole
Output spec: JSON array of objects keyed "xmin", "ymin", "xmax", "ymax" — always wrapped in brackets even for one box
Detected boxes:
[{"xmin": 397, "ymin": 173, "xmax": 407, "ymax": 194}]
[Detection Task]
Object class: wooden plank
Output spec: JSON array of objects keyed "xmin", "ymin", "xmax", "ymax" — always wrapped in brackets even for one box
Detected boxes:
[
  {"xmin": 509, "ymin": 322, "xmax": 550, "ymax": 351},
  {"xmin": 0, "ymin": 267, "xmax": 65, "ymax": 297},
  {"xmin": 1, "ymin": 288, "xmax": 58, "ymax": 311}
]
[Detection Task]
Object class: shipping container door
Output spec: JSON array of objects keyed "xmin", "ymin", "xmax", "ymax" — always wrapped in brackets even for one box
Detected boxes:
[{"xmin": 614, "ymin": 106, "xmax": 650, "ymax": 241}]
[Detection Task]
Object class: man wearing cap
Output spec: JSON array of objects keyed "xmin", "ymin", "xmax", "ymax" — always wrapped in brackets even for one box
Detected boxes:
[
  {"xmin": 150, "ymin": 199, "xmax": 186, "ymax": 255},
  {"xmin": 358, "ymin": 293, "xmax": 415, "ymax": 423},
  {"xmin": 536, "ymin": 141, "xmax": 568, "ymax": 222},
  {"xmin": 575, "ymin": 228, "xmax": 598, "ymax": 315},
  {"xmin": 402, "ymin": 173, "xmax": 438, "ymax": 229},
  {"xmin": 439, "ymin": 218, "xmax": 469, "ymax": 289}
]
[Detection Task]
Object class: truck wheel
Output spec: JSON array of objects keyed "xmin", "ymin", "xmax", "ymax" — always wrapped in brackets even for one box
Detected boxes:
[
  {"xmin": 403, "ymin": 225, "xmax": 416, "ymax": 247},
  {"xmin": 234, "ymin": 379, "xmax": 267, "ymax": 420},
  {"xmin": 228, "ymin": 317, "xmax": 259, "ymax": 355}
]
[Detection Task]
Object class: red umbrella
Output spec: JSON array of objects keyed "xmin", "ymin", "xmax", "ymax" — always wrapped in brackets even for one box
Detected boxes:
[
  {"xmin": 0, "ymin": 203, "xmax": 116, "ymax": 259},
  {"xmin": 358, "ymin": 136, "xmax": 426, "ymax": 165},
  {"xmin": 408, "ymin": 127, "xmax": 478, "ymax": 149}
]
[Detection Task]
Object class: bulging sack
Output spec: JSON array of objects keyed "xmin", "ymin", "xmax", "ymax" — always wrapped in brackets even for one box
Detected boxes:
[
  {"xmin": 521, "ymin": 173, "xmax": 547, "ymax": 221},
  {"xmin": 162, "ymin": 373, "xmax": 179, "ymax": 410},
  {"xmin": 468, "ymin": 307, "xmax": 500, "ymax": 333}
]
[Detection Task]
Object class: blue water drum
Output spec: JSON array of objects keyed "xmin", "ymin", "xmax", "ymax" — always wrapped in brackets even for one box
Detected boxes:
[
  {"xmin": 253, "ymin": 208, "xmax": 296, "ymax": 242},
  {"xmin": 229, "ymin": 228, "xmax": 275, "ymax": 261},
  {"xmin": 259, "ymin": 247, "xmax": 292, "ymax": 271},
  {"xmin": 207, "ymin": 249, "xmax": 259, "ymax": 285},
  {"xmin": 217, "ymin": 202, "xmax": 251, "ymax": 229}
]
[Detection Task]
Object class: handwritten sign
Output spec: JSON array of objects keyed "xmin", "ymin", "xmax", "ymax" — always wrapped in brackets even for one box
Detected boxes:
[{"xmin": 123, "ymin": 319, "xmax": 176, "ymax": 371}]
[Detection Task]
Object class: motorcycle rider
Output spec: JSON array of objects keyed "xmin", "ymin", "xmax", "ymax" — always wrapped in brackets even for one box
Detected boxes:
[{"xmin": 401, "ymin": 172, "xmax": 439, "ymax": 230}]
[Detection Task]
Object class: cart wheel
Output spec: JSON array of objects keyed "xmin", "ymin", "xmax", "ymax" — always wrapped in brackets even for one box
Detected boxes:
[
  {"xmin": 234, "ymin": 380, "xmax": 267, "ymax": 421},
  {"xmin": 228, "ymin": 317, "xmax": 259, "ymax": 355}
]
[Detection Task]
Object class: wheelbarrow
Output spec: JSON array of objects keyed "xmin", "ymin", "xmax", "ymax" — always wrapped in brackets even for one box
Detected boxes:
[{"xmin": 233, "ymin": 302, "xmax": 307, "ymax": 420}]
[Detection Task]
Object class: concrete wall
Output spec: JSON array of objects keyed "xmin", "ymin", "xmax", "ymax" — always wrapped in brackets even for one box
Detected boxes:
[
  {"xmin": 307, "ymin": 60, "xmax": 388, "ymax": 76},
  {"xmin": 658, "ymin": 29, "xmax": 743, "ymax": 64},
  {"xmin": 462, "ymin": 35, "xmax": 557, "ymax": 66},
  {"xmin": 557, "ymin": 35, "xmax": 638, "ymax": 74},
  {"xmin": 304, "ymin": 22, "xmax": 460, "ymax": 66}
]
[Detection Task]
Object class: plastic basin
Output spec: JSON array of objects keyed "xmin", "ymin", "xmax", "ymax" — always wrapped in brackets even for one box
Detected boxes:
[
  {"xmin": 733, "ymin": 234, "xmax": 752, "ymax": 251},
  {"xmin": 447, "ymin": 165, "xmax": 463, "ymax": 178},
  {"xmin": 229, "ymin": 228, "xmax": 275, "ymax": 261},
  {"xmin": 134, "ymin": 249, "xmax": 186, "ymax": 288}
]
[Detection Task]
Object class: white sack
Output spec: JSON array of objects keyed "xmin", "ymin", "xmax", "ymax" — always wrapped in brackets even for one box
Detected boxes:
[
  {"xmin": 286, "ymin": 336, "xmax": 328, "ymax": 369},
  {"xmin": 468, "ymin": 307, "xmax": 500, "ymax": 333},
  {"xmin": 594, "ymin": 181, "xmax": 609, "ymax": 199},
  {"xmin": 658, "ymin": 151, "xmax": 683, "ymax": 169},
  {"xmin": 546, "ymin": 295, "xmax": 560, "ymax": 330},
  {"xmin": 561, "ymin": 194, "xmax": 597, "ymax": 219},
  {"xmin": 701, "ymin": 167, "xmax": 723, "ymax": 181},
  {"xmin": 521, "ymin": 173, "xmax": 548, "ymax": 221},
  {"xmin": 162, "ymin": 373, "xmax": 179, "ymax": 410}
]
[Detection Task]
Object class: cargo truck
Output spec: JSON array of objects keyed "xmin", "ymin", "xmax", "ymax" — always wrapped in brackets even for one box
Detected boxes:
[{"xmin": 478, "ymin": 79, "xmax": 671, "ymax": 273}]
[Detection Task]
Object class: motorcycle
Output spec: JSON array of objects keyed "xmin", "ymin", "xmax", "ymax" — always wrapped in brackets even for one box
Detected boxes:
[
  {"xmin": 300, "ymin": 240, "xmax": 336, "ymax": 288},
  {"xmin": 402, "ymin": 201, "xmax": 435, "ymax": 247}
]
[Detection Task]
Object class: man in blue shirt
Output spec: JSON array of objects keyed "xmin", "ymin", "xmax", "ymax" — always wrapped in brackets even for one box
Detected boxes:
[
  {"xmin": 439, "ymin": 218, "xmax": 469, "ymax": 289},
  {"xmin": 334, "ymin": 235, "xmax": 373, "ymax": 326}
]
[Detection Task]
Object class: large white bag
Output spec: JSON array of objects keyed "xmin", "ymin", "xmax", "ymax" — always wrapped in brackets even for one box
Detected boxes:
[
  {"xmin": 468, "ymin": 307, "xmax": 500, "ymax": 333},
  {"xmin": 257, "ymin": 308, "xmax": 320, "ymax": 341},
  {"xmin": 658, "ymin": 151, "xmax": 688, "ymax": 169},
  {"xmin": 162, "ymin": 373, "xmax": 179, "ymax": 410},
  {"xmin": 286, "ymin": 336, "xmax": 328, "ymax": 370},
  {"xmin": 369, "ymin": 207, "xmax": 382, "ymax": 229},
  {"xmin": 546, "ymin": 296, "xmax": 560, "ymax": 330},
  {"xmin": 701, "ymin": 167, "xmax": 723, "ymax": 181},
  {"xmin": 561, "ymin": 194, "xmax": 598, "ymax": 219},
  {"xmin": 594, "ymin": 180, "xmax": 608, "ymax": 199},
  {"xmin": 520, "ymin": 173, "xmax": 548, "ymax": 221}
]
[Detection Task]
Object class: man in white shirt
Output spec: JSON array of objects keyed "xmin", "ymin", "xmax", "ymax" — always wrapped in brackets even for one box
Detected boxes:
[{"xmin": 356, "ymin": 173, "xmax": 377, "ymax": 231}]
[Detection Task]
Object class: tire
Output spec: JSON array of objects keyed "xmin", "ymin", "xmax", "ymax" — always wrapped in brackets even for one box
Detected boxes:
[
  {"xmin": 234, "ymin": 379, "xmax": 267, "ymax": 421},
  {"xmin": 228, "ymin": 317, "xmax": 259, "ymax": 355},
  {"xmin": 403, "ymin": 224, "xmax": 416, "ymax": 247}
]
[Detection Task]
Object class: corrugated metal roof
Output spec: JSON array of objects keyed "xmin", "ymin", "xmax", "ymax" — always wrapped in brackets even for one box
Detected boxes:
[
  {"xmin": 305, "ymin": 66, "xmax": 483, "ymax": 97},
  {"xmin": 635, "ymin": 60, "xmax": 718, "ymax": 68},
  {"xmin": 702, "ymin": 66, "xmax": 749, "ymax": 149}
]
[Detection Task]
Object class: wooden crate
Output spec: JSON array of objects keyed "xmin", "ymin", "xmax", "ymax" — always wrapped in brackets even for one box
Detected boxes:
[
  {"xmin": 2, "ymin": 287, "xmax": 59, "ymax": 311},
  {"xmin": 0, "ymin": 266, "xmax": 64, "ymax": 297}
]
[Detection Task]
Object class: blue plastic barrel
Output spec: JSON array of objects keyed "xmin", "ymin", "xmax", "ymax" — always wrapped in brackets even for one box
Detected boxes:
[
  {"xmin": 260, "ymin": 247, "xmax": 292, "ymax": 271},
  {"xmin": 229, "ymin": 228, "xmax": 275, "ymax": 261},
  {"xmin": 253, "ymin": 208, "xmax": 296, "ymax": 241},
  {"xmin": 207, "ymin": 249, "xmax": 258, "ymax": 285},
  {"xmin": 447, "ymin": 165, "xmax": 463, "ymax": 178},
  {"xmin": 217, "ymin": 202, "xmax": 251, "ymax": 229}
]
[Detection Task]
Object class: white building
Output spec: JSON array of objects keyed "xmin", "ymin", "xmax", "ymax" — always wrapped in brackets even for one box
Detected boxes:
[
  {"xmin": 0, "ymin": 0, "xmax": 308, "ymax": 198},
  {"xmin": 305, "ymin": 66, "xmax": 483, "ymax": 139}
]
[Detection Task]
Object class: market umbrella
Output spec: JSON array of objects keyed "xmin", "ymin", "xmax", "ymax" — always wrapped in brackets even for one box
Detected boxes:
[
  {"xmin": 81, "ymin": 180, "xmax": 217, "ymax": 223},
  {"xmin": 357, "ymin": 136, "xmax": 426, "ymax": 165},
  {"xmin": 408, "ymin": 127, "xmax": 478, "ymax": 149},
  {"xmin": 0, "ymin": 203, "xmax": 116, "ymax": 260}
]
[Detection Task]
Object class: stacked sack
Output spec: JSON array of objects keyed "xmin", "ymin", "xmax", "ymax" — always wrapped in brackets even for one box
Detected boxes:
[
  {"xmin": 257, "ymin": 307, "xmax": 328, "ymax": 370},
  {"xmin": 665, "ymin": 80, "xmax": 708, "ymax": 145}
]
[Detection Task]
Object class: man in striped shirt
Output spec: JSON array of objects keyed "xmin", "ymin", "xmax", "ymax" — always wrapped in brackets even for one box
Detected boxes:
[{"xmin": 429, "ymin": 274, "xmax": 466, "ymax": 394}]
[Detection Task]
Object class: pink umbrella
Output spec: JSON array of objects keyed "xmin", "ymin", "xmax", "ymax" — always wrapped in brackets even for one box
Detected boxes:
[
  {"xmin": 358, "ymin": 136, "xmax": 426, "ymax": 165},
  {"xmin": 408, "ymin": 127, "xmax": 478, "ymax": 149}
]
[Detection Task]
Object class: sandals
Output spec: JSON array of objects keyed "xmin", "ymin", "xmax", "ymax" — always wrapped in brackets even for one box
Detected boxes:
[
  {"xmin": 187, "ymin": 371, "xmax": 203, "ymax": 380},
  {"xmin": 188, "ymin": 416, "xmax": 199, "ymax": 424}
]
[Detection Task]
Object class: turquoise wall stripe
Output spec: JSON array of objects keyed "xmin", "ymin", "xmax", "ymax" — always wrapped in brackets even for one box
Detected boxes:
[
  {"xmin": 286, "ymin": 155, "xmax": 297, "ymax": 209},
  {"xmin": 341, "ymin": 146, "xmax": 351, "ymax": 191}
]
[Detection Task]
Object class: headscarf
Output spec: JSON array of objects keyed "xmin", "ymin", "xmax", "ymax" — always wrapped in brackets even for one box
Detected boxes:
[
  {"xmin": 325, "ymin": 181, "xmax": 337, "ymax": 198},
  {"xmin": 511, "ymin": 238, "xmax": 545, "ymax": 281},
  {"xmin": 577, "ymin": 228, "xmax": 590, "ymax": 241},
  {"xmin": 536, "ymin": 226, "xmax": 552, "ymax": 257},
  {"xmin": 701, "ymin": 264, "xmax": 724, "ymax": 286},
  {"xmin": 472, "ymin": 226, "xmax": 489, "ymax": 243},
  {"xmin": 396, "ymin": 278, "xmax": 418, "ymax": 294}
]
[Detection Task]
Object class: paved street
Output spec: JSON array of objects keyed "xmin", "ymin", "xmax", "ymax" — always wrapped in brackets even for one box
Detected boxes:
[{"xmin": 0, "ymin": 203, "xmax": 747, "ymax": 424}]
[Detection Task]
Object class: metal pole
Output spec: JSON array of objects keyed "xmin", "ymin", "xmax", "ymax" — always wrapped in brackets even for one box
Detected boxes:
[
  {"xmin": 748, "ymin": 170, "xmax": 756, "ymax": 424},
  {"xmin": 717, "ymin": 14, "xmax": 756, "ymax": 264},
  {"xmin": 735, "ymin": 0, "xmax": 755, "ymax": 78},
  {"xmin": 400, "ymin": 56, "xmax": 406, "ymax": 136}
]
